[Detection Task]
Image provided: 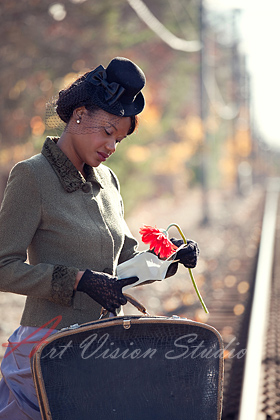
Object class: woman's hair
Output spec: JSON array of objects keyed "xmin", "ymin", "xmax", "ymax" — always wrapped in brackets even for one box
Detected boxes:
[
  {"xmin": 56, "ymin": 73, "xmax": 139, "ymax": 135},
  {"xmin": 128, "ymin": 115, "xmax": 138, "ymax": 135}
]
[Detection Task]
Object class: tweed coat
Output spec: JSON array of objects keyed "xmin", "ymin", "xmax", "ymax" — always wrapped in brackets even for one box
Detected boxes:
[{"xmin": 0, "ymin": 137, "xmax": 139, "ymax": 329}]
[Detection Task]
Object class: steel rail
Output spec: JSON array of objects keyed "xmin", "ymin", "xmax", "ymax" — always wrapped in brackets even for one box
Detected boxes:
[{"xmin": 238, "ymin": 178, "xmax": 280, "ymax": 420}]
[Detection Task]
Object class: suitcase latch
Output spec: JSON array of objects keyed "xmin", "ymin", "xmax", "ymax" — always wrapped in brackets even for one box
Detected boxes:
[{"xmin": 123, "ymin": 318, "xmax": 131, "ymax": 329}]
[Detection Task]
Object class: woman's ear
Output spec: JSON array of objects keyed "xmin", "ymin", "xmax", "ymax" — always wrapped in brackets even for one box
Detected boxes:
[{"xmin": 72, "ymin": 106, "xmax": 86, "ymax": 121}]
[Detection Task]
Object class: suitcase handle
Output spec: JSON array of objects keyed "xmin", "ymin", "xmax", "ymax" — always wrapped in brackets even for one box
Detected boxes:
[{"xmin": 100, "ymin": 293, "xmax": 150, "ymax": 318}]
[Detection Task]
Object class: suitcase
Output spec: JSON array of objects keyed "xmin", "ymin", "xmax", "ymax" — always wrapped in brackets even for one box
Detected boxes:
[{"xmin": 31, "ymin": 315, "xmax": 224, "ymax": 420}]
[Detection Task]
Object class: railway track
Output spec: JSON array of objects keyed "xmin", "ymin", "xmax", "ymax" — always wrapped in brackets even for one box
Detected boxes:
[
  {"xmin": 216, "ymin": 178, "xmax": 280, "ymax": 420},
  {"xmin": 239, "ymin": 179, "xmax": 280, "ymax": 420}
]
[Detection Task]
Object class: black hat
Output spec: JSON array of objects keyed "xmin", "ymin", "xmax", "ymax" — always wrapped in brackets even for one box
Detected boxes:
[{"xmin": 85, "ymin": 57, "xmax": 146, "ymax": 117}]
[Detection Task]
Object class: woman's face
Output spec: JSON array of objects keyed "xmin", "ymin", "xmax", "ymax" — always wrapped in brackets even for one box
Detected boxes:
[{"xmin": 67, "ymin": 108, "xmax": 132, "ymax": 169}]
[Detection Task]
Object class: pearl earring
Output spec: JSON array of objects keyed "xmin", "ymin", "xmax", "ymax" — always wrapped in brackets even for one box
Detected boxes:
[{"xmin": 76, "ymin": 119, "xmax": 81, "ymax": 124}]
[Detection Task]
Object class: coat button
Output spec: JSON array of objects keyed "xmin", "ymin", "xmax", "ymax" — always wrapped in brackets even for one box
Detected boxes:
[
  {"xmin": 103, "ymin": 268, "xmax": 113, "ymax": 274},
  {"xmin": 82, "ymin": 182, "xmax": 91, "ymax": 193}
]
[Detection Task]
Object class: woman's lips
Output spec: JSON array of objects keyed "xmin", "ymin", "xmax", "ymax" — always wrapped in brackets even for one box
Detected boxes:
[{"xmin": 97, "ymin": 152, "xmax": 109, "ymax": 162}]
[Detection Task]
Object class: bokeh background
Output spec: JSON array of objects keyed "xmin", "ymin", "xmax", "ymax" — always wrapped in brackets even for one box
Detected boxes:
[
  {"xmin": 0, "ymin": 2, "xmax": 279, "ymax": 411},
  {"xmin": 1, "ymin": 0, "xmax": 279, "ymax": 210}
]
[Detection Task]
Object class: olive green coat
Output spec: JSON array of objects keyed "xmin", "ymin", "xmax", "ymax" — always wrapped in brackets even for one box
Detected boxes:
[{"xmin": 0, "ymin": 137, "xmax": 138, "ymax": 329}]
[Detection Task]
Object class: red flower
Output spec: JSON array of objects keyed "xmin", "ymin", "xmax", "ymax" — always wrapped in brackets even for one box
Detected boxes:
[{"xmin": 139, "ymin": 225, "xmax": 178, "ymax": 259}]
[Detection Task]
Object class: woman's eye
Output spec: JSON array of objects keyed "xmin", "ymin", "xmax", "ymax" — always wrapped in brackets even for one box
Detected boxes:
[{"xmin": 105, "ymin": 129, "xmax": 111, "ymax": 136}]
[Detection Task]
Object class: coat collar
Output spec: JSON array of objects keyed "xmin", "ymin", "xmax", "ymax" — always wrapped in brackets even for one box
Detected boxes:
[{"xmin": 41, "ymin": 137, "xmax": 104, "ymax": 193}]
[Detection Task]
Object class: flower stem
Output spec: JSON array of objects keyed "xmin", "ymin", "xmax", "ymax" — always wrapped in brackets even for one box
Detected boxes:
[
  {"xmin": 166, "ymin": 223, "xmax": 209, "ymax": 314},
  {"xmin": 187, "ymin": 266, "xmax": 209, "ymax": 314}
]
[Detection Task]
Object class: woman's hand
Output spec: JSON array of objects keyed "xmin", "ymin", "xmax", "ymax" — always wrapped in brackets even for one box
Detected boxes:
[
  {"xmin": 170, "ymin": 238, "xmax": 199, "ymax": 268},
  {"xmin": 76, "ymin": 269, "xmax": 138, "ymax": 315}
]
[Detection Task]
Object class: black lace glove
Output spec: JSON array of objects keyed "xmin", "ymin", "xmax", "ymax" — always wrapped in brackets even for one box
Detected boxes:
[
  {"xmin": 77, "ymin": 270, "xmax": 139, "ymax": 315},
  {"xmin": 170, "ymin": 238, "xmax": 199, "ymax": 269}
]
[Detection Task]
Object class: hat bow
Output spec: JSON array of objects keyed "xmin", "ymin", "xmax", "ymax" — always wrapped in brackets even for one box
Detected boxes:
[{"xmin": 86, "ymin": 65, "xmax": 125, "ymax": 106}]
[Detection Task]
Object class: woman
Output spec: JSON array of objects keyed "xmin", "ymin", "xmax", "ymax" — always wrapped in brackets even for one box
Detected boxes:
[{"xmin": 0, "ymin": 57, "xmax": 199, "ymax": 419}]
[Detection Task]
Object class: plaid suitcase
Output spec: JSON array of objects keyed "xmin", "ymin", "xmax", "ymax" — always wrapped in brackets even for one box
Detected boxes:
[{"xmin": 31, "ymin": 315, "xmax": 223, "ymax": 420}]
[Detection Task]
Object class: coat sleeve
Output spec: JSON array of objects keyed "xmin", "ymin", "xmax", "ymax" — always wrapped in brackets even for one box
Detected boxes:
[{"xmin": 0, "ymin": 161, "xmax": 79, "ymax": 306}]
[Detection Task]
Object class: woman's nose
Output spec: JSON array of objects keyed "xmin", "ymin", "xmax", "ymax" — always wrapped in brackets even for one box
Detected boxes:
[{"xmin": 105, "ymin": 139, "xmax": 116, "ymax": 154}]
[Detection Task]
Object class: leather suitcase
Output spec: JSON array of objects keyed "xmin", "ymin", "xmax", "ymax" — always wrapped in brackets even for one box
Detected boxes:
[{"xmin": 31, "ymin": 315, "xmax": 223, "ymax": 420}]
